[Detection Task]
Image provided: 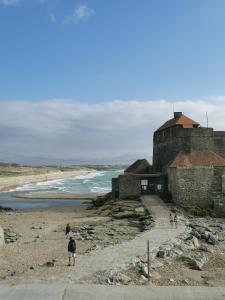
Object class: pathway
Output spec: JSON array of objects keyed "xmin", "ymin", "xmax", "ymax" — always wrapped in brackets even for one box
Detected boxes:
[
  {"xmin": 0, "ymin": 283, "xmax": 225, "ymax": 300},
  {"xmin": 67, "ymin": 195, "xmax": 185, "ymax": 282}
]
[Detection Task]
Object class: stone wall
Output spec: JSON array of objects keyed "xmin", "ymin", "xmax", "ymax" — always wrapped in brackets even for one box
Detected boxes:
[
  {"xmin": 112, "ymin": 177, "xmax": 119, "ymax": 198},
  {"xmin": 222, "ymin": 174, "xmax": 225, "ymax": 193},
  {"xmin": 118, "ymin": 175, "xmax": 141, "ymax": 199},
  {"xmin": 211, "ymin": 175, "xmax": 225, "ymax": 216},
  {"xmin": 214, "ymin": 131, "xmax": 225, "ymax": 159},
  {"xmin": 138, "ymin": 174, "xmax": 167, "ymax": 194},
  {"xmin": 211, "ymin": 167, "xmax": 225, "ymax": 193},
  {"xmin": 116, "ymin": 174, "xmax": 166, "ymax": 199},
  {"xmin": 168, "ymin": 166, "xmax": 215, "ymax": 208},
  {"xmin": 153, "ymin": 126, "xmax": 214, "ymax": 173},
  {"xmin": 213, "ymin": 193, "xmax": 225, "ymax": 217}
]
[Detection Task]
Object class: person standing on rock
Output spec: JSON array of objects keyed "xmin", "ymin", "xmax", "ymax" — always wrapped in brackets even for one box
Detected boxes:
[
  {"xmin": 174, "ymin": 214, "xmax": 178, "ymax": 228},
  {"xmin": 169, "ymin": 213, "xmax": 174, "ymax": 228},
  {"xmin": 68, "ymin": 237, "xmax": 76, "ymax": 266},
  {"xmin": 65, "ymin": 224, "xmax": 71, "ymax": 238}
]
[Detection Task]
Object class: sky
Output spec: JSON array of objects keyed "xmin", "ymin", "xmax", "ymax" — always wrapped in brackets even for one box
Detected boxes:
[{"xmin": 1, "ymin": 0, "xmax": 225, "ymax": 165}]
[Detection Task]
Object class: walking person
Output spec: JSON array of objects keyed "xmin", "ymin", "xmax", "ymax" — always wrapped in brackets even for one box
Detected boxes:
[
  {"xmin": 68, "ymin": 237, "xmax": 76, "ymax": 266},
  {"xmin": 174, "ymin": 213, "xmax": 178, "ymax": 229},
  {"xmin": 65, "ymin": 223, "xmax": 71, "ymax": 238},
  {"xmin": 169, "ymin": 213, "xmax": 174, "ymax": 228}
]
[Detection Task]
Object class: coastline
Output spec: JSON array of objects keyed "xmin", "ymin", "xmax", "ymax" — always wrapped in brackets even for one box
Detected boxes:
[
  {"xmin": 12, "ymin": 192, "xmax": 103, "ymax": 200},
  {"xmin": 0, "ymin": 169, "xmax": 94, "ymax": 192}
]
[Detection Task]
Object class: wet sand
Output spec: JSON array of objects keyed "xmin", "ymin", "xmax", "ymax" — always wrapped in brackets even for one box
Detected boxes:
[{"xmin": 13, "ymin": 192, "xmax": 103, "ymax": 200}]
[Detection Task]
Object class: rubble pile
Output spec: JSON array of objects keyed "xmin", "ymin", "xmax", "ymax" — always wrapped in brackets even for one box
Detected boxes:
[
  {"xmin": 4, "ymin": 228, "xmax": 20, "ymax": 243},
  {"xmin": 91, "ymin": 217, "xmax": 225, "ymax": 285},
  {"xmin": 71, "ymin": 197, "xmax": 154, "ymax": 247}
]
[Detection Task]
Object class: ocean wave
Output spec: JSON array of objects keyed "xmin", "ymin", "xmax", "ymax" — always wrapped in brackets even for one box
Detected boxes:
[
  {"xmin": 5, "ymin": 170, "xmax": 122, "ymax": 194},
  {"xmin": 8, "ymin": 184, "xmax": 36, "ymax": 192},
  {"xmin": 36, "ymin": 179, "xmax": 65, "ymax": 186},
  {"xmin": 7, "ymin": 178, "xmax": 67, "ymax": 192},
  {"xmin": 90, "ymin": 186, "xmax": 111, "ymax": 193},
  {"xmin": 72, "ymin": 171, "xmax": 105, "ymax": 180}
]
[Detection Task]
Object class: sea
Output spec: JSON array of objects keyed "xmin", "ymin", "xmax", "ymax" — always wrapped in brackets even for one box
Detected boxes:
[{"xmin": 0, "ymin": 169, "xmax": 123, "ymax": 209}]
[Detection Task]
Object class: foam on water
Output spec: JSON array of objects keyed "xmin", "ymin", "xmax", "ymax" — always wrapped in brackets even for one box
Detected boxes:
[
  {"xmin": 90, "ymin": 186, "xmax": 110, "ymax": 193},
  {"xmin": 8, "ymin": 178, "xmax": 71, "ymax": 193},
  {"xmin": 70, "ymin": 171, "xmax": 105, "ymax": 180},
  {"xmin": 0, "ymin": 169, "xmax": 124, "ymax": 208}
]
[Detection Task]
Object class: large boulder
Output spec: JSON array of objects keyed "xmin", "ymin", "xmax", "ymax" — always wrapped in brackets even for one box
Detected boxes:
[
  {"xmin": 93, "ymin": 192, "xmax": 112, "ymax": 207},
  {"xmin": 181, "ymin": 252, "xmax": 208, "ymax": 270},
  {"xmin": 199, "ymin": 244, "xmax": 213, "ymax": 253},
  {"xmin": 112, "ymin": 211, "xmax": 136, "ymax": 219},
  {"xmin": 0, "ymin": 225, "xmax": 5, "ymax": 245},
  {"xmin": 191, "ymin": 236, "xmax": 200, "ymax": 248},
  {"xmin": 98, "ymin": 270, "xmax": 131, "ymax": 285},
  {"xmin": 207, "ymin": 234, "xmax": 218, "ymax": 245}
]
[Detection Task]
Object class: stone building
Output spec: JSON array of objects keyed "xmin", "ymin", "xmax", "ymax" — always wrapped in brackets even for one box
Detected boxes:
[
  {"xmin": 112, "ymin": 112, "xmax": 225, "ymax": 211},
  {"xmin": 112, "ymin": 159, "xmax": 165, "ymax": 199}
]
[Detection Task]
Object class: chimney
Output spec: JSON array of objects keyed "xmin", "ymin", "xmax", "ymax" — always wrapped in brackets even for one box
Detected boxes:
[{"xmin": 174, "ymin": 112, "xmax": 182, "ymax": 118}]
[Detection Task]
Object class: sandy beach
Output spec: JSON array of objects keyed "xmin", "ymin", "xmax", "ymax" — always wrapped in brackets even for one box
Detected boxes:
[
  {"xmin": 0, "ymin": 204, "xmax": 103, "ymax": 283},
  {"xmin": 0, "ymin": 166, "xmax": 110, "ymax": 283},
  {"xmin": 0, "ymin": 169, "xmax": 94, "ymax": 192},
  {"xmin": 0, "ymin": 196, "xmax": 154, "ymax": 284},
  {"xmin": 1, "ymin": 193, "xmax": 225, "ymax": 288},
  {"xmin": 0, "ymin": 198, "xmax": 148, "ymax": 284}
]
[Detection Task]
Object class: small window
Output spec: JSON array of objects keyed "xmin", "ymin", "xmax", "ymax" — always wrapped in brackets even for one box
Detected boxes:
[
  {"xmin": 157, "ymin": 184, "xmax": 162, "ymax": 190},
  {"xmin": 141, "ymin": 179, "xmax": 148, "ymax": 185}
]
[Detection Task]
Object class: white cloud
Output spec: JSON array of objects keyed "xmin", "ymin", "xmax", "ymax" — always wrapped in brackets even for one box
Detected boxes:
[
  {"xmin": 75, "ymin": 5, "xmax": 93, "ymax": 19},
  {"xmin": 62, "ymin": 4, "xmax": 94, "ymax": 24},
  {"xmin": 0, "ymin": 0, "xmax": 50, "ymax": 6},
  {"xmin": 0, "ymin": 98, "xmax": 225, "ymax": 164},
  {"xmin": 0, "ymin": 0, "xmax": 19, "ymax": 5}
]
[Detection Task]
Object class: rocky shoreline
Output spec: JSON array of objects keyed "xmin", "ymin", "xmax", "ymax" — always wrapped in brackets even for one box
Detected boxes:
[
  {"xmin": 87, "ymin": 215, "xmax": 225, "ymax": 286},
  {"xmin": 0, "ymin": 194, "xmax": 154, "ymax": 283},
  {"xmin": 1, "ymin": 192, "xmax": 225, "ymax": 287},
  {"xmin": 71, "ymin": 196, "xmax": 154, "ymax": 248}
]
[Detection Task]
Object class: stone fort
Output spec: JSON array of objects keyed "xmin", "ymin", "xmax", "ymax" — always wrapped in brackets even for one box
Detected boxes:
[{"xmin": 112, "ymin": 112, "xmax": 225, "ymax": 215}]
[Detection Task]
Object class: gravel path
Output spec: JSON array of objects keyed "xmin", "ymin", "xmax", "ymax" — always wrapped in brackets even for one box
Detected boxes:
[{"xmin": 67, "ymin": 195, "xmax": 186, "ymax": 283}]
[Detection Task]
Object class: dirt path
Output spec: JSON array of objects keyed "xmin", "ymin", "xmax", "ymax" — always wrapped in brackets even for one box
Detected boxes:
[{"xmin": 67, "ymin": 195, "xmax": 186, "ymax": 283}]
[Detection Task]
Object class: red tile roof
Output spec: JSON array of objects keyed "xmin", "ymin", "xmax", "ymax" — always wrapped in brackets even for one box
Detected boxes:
[
  {"xmin": 156, "ymin": 113, "xmax": 199, "ymax": 132},
  {"xmin": 170, "ymin": 151, "xmax": 225, "ymax": 167}
]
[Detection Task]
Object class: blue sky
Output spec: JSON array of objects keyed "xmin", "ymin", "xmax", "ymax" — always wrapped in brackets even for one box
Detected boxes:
[
  {"xmin": 1, "ymin": 0, "xmax": 225, "ymax": 101},
  {"xmin": 1, "ymin": 0, "xmax": 225, "ymax": 164}
]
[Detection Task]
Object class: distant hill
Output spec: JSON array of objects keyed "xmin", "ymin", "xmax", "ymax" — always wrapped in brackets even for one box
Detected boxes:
[
  {"xmin": 80, "ymin": 164, "xmax": 127, "ymax": 171},
  {"xmin": 0, "ymin": 162, "xmax": 126, "ymax": 177}
]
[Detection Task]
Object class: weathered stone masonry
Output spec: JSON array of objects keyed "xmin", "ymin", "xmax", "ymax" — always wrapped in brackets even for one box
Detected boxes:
[
  {"xmin": 168, "ymin": 166, "xmax": 214, "ymax": 208},
  {"xmin": 112, "ymin": 111, "xmax": 225, "ymax": 214}
]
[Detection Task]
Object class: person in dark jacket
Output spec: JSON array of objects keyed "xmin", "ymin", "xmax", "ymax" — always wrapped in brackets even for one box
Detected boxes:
[{"xmin": 68, "ymin": 237, "xmax": 76, "ymax": 266}]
